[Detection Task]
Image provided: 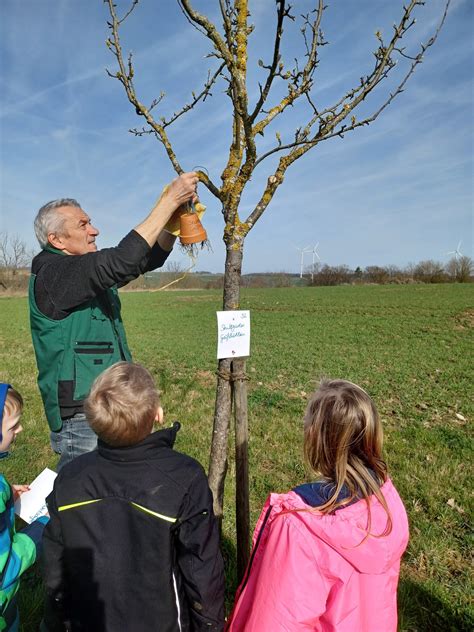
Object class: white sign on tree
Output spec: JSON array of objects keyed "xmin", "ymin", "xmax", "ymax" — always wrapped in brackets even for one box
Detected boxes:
[{"xmin": 217, "ymin": 311, "xmax": 250, "ymax": 359}]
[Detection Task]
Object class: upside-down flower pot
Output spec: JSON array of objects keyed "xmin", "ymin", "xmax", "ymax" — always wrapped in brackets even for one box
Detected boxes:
[{"xmin": 179, "ymin": 212, "xmax": 208, "ymax": 245}]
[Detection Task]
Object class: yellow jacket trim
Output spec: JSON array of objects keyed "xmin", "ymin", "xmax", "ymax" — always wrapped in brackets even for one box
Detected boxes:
[
  {"xmin": 58, "ymin": 499, "xmax": 102, "ymax": 512},
  {"xmin": 130, "ymin": 502, "xmax": 176, "ymax": 523}
]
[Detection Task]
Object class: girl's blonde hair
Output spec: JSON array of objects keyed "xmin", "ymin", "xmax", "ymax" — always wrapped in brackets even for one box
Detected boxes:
[
  {"xmin": 84, "ymin": 362, "xmax": 159, "ymax": 447},
  {"xmin": 304, "ymin": 379, "xmax": 391, "ymax": 537}
]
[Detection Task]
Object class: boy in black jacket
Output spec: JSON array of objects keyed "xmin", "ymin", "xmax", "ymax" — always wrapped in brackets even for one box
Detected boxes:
[{"xmin": 42, "ymin": 362, "xmax": 225, "ymax": 632}]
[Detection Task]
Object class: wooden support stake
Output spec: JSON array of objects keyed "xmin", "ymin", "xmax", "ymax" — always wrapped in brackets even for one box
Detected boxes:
[{"xmin": 232, "ymin": 357, "xmax": 250, "ymax": 581}]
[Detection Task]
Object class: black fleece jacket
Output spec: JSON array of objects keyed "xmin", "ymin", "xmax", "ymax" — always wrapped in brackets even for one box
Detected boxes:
[
  {"xmin": 31, "ymin": 230, "xmax": 170, "ymax": 320},
  {"xmin": 42, "ymin": 423, "xmax": 225, "ymax": 632}
]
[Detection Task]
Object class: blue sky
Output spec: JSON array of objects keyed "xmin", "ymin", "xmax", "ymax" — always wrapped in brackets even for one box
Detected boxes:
[{"xmin": 0, "ymin": 0, "xmax": 472, "ymax": 273}]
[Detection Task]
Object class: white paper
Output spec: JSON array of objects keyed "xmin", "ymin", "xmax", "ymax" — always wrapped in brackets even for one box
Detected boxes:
[
  {"xmin": 217, "ymin": 310, "xmax": 251, "ymax": 359},
  {"xmin": 14, "ymin": 467, "xmax": 57, "ymax": 524}
]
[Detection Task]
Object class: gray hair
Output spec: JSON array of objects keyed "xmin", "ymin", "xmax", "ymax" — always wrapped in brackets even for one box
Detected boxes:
[{"xmin": 34, "ymin": 198, "xmax": 81, "ymax": 248}]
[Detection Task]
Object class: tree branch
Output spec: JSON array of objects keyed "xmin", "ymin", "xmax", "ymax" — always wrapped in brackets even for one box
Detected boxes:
[
  {"xmin": 178, "ymin": 0, "xmax": 234, "ymax": 68},
  {"xmin": 249, "ymin": 0, "xmax": 287, "ymax": 123},
  {"xmin": 105, "ymin": 0, "xmax": 222, "ymax": 200},
  {"xmin": 118, "ymin": 0, "xmax": 140, "ymax": 25},
  {"xmin": 219, "ymin": 1, "xmax": 260, "ymax": 224},
  {"xmin": 245, "ymin": 146, "xmax": 313, "ymax": 231},
  {"xmin": 252, "ymin": 0, "xmax": 325, "ymax": 137},
  {"xmin": 231, "ymin": 1, "xmax": 258, "ymax": 187},
  {"xmin": 218, "ymin": 0, "xmax": 234, "ymax": 50},
  {"xmin": 253, "ymin": 0, "xmax": 450, "ymax": 169},
  {"xmin": 161, "ymin": 62, "xmax": 226, "ymax": 128},
  {"xmin": 178, "ymin": 0, "xmax": 256, "ymax": 202}
]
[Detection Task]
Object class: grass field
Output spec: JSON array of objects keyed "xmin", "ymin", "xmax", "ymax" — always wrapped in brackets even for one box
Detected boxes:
[{"xmin": 0, "ymin": 284, "xmax": 472, "ymax": 630}]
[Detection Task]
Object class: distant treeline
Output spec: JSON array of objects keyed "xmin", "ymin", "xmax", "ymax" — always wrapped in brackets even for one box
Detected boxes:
[
  {"xmin": 0, "ymin": 257, "xmax": 472, "ymax": 294},
  {"xmin": 124, "ymin": 256, "xmax": 473, "ymax": 290},
  {"xmin": 304, "ymin": 257, "xmax": 473, "ymax": 287}
]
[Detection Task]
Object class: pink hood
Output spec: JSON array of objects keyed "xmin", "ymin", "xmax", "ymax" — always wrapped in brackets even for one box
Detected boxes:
[{"xmin": 227, "ymin": 479, "xmax": 409, "ymax": 631}]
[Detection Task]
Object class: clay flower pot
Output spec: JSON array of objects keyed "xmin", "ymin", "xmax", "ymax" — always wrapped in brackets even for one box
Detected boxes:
[{"xmin": 179, "ymin": 212, "xmax": 208, "ymax": 245}]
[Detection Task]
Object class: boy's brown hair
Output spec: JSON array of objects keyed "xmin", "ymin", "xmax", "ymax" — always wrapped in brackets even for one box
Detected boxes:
[{"xmin": 84, "ymin": 362, "xmax": 160, "ymax": 447}]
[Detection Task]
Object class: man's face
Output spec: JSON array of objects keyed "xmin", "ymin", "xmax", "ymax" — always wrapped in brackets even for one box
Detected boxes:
[{"xmin": 50, "ymin": 206, "xmax": 100, "ymax": 255}]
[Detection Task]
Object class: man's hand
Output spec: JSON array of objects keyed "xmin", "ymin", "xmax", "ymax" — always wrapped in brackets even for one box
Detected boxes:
[
  {"xmin": 162, "ymin": 172, "xmax": 199, "ymax": 211},
  {"xmin": 134, "ymin": 172, "xmax": 200, "ymax": 248}
]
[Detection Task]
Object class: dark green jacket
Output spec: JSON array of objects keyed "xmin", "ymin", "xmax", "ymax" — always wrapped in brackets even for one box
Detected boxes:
[
  {"xmin": 29, "ymin": 275, "xmax": 131, "ymax": 431},
  {"xmin": 29, "ymin": 232, "xmax": 170, "ymax": 431}
]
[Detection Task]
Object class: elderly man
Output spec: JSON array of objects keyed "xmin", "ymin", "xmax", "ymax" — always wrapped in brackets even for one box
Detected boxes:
[{"xmin": 29, "ymin": 172, "xmax": 198, "ymax": 470}]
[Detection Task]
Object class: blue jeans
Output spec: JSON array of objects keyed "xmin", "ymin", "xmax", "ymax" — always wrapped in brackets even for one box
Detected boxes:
[{"xmin": 50, "ymin": 413, "xmax": 98, "ymax": 472}]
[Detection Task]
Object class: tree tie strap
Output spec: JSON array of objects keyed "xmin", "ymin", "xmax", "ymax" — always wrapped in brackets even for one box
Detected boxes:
[{"xmin": 216, "ymin": 369, "xmax": 250, "ymax": 382}]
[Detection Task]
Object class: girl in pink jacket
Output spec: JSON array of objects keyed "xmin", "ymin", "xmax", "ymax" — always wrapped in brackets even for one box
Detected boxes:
[{"xmin": 227, "ymin": 379, "xmax": 409, "ymax": 631}]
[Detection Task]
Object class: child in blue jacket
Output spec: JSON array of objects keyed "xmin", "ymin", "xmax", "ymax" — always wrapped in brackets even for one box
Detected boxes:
[{"xmin": 0, "ymin": 383, "xmax": 49, "ymax": 631}]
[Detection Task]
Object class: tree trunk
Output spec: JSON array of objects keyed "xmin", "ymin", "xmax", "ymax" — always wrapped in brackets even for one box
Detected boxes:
[
  {"xmin": 208, "ymin": 356, "xmax": 232, "ymax": 522},
  {"xmin": 208, "ymin": 244, "xmax": 245, "ymax": 524}
]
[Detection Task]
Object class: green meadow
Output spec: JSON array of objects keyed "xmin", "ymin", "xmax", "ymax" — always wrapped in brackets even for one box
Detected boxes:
[{"xmin": 0, "ymin": 284, "xmax": 472, "ymax": 630}]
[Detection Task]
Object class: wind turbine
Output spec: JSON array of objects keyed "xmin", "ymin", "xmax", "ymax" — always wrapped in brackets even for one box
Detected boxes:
[
  {"xmin": 310, "ymin": 243, "xmax": 321, "ymax": 282},
  {"xmin": 296, "ymin": 245, "xmax": 312, "ymax": 278},
  {"xmin": 446, "ymin": 241, "xmax": 463, "ymax": 260}
]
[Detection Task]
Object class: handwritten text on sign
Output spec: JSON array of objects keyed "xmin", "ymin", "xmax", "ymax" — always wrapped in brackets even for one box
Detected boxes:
[{"xmin": 217, "ymin": 310, "xmax": 250, "ymax": 359}]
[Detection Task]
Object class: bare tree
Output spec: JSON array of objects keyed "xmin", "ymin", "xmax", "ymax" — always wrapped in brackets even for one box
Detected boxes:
[
  {"xmin": 0, "ymin": 232, "xmax": 30, "ymax": 271},
  {"xmin": 311, "ymin": 263, "xmax": 352, "ymax": 286},
  {"xmin": 365, "ymin": 265, "xmax": 391, "ymax": 284},
  {"xmin": 105, "ymin": 0, "xmax": 450, "ymax": 576},
  {"xmin": 0, "ymin": 232, "xmax": 32, "ymax": 289},
  {"xmin": 385, "ymin": 264, "xmax": 404, "ymax": 283},
  {"xmin": 446, "ymin": 255, "xmax": 473, "ymax": 282},
  {"xmin": 413, "ymin": 259, "xmax": 447, "ymax": 283}
]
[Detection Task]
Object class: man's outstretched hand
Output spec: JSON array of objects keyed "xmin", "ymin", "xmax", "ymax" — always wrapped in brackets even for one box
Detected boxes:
[
  {"xmin": 135, "ymin": 171, "xmax": 200, "ymax": 248},
  {"xmin": 162, "ymin": 172, "xmax": 199, "ymax": 212}
]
